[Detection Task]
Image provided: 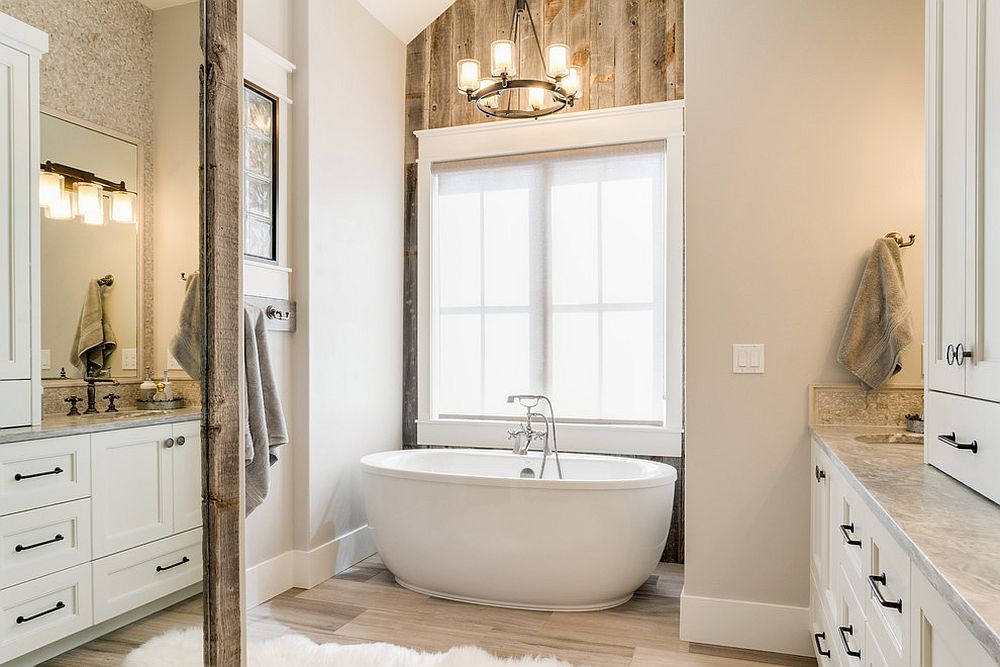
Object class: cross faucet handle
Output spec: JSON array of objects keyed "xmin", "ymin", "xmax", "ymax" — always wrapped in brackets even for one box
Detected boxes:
[
  {"xmin": 103, "ymin": 393, "xmax": 121, "ymax": 413},
  {"xmin": 507, "ymin": 428, "xmax": 524, "ymax": 440},
  {"xmin": 64, "ymin": 396, "xmax": 82, "ymax": 416}
]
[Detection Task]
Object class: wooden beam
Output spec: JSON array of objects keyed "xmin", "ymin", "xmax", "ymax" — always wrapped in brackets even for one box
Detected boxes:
[{"xmin": 201, "ymin": 0, "xmax": 246, "ymax": 664}]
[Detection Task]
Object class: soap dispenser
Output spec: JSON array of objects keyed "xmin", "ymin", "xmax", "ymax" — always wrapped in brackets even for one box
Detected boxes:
[
  {"xmin": 161, "ymin": 370, "xmax": 174, "ymax": 401},
  {"xmin": 139, "ymin": 368, "xmax": 157, "ymax": 402}
]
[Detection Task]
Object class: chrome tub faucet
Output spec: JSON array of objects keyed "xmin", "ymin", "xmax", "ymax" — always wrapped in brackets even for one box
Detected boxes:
[{"xmin": 506, "ymin": 394, "xmax": 563, "ymax": 479}]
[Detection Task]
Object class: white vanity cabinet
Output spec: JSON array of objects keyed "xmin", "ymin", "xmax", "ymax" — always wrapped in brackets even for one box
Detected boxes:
[
  {"xmin": 925, "ymin": 0, "xmax": 1000, "ymax": 503},
  {"xmin": 809, "ymin": 438, "xmax": 998, "ymax": 667},
  {"xmin": 0, "ymin": 15, "xmax": 46, "ymax": 428},
  {"xmin": 0, "ymin": 419, "xmax": 201, "ymax": 663}
]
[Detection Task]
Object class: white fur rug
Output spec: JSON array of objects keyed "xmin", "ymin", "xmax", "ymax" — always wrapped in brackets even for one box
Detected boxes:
[{"xmin": 123, "ymin": 627, "xmax": 571, "ymax": 667}]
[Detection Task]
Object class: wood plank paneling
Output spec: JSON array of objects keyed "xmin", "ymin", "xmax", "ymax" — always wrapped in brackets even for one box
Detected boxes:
[
  {"xmin": 201, "ymin": 0, "xmax": 246, "ymax": 663},
  {"xmin": 428, "ymin": 8, "xmax": 455, "ymax": 129}
]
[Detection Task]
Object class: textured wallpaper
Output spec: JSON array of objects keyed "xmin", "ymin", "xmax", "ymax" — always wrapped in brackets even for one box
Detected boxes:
[{"xmin": 0, "ymin": 0, "xmax": 156, "ymax": 392}]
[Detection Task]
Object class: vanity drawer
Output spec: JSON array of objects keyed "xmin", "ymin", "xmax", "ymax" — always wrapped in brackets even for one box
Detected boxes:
[
  {"xmin": 833, "ymin": 564, "xmax": 866, "ymax": 664},
  {"xmin": 92, "ymin": 527, "xmax": 201, "ymax": 623},
  {"xmin": 0, "ymin": 436, "xmax": 91, "ymax": 516},
  {"xmin": 866, "ymin": 518, "xmax": 909, "ymax": 665},
  {"xmin": 830, "ymin": 474, "xmax": 868, "ymax": 593},
  {"xmin": 0, "ymin": 562, "xmax": 93, "ymax": 663},
  {"xmin": 925, "ymin": 391, "xmax": 1000, "ymax": 504},
  {"xmin": 0, "ymin": 498, "xmax": 92, "ymax": 588}
]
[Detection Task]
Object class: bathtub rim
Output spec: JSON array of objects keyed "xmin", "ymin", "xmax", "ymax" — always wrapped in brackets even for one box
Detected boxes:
[{"xmin": 360, "ymin": 448, "xmax": 677, "ymax": 490}]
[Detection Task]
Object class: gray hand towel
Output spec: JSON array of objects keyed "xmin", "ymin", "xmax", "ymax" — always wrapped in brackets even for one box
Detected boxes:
[
  {"xmin": 837, "ymin": 237, "xmax": 914, "ymax": 389},
  {"xmin": 70, "ymin": 280, "xmax": 117, "ymax": 375},
  {"xmin": 244, "ymin": 304, "xmax": 288, "ymax": 515},
  {"xmin": 170, "ymin": 272, "xmax": 203, "ymax": 380}
]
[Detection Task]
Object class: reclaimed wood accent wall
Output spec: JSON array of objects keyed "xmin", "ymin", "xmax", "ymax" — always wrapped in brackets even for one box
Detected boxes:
[
  {"xmin": 201, "ymin": 0, "xmax": 247, "ymax": 663},
  {"xmin": 403, "ymin": 0, "xmax": 684, "ymax": 163}
]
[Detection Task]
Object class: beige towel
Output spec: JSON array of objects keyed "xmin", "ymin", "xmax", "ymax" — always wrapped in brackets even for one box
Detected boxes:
[
  {"xmin": 837, "ymin": 238, "xmax": 914, "ymax": 389},
  {"xmin": 244, "ymin": 305, "xmax": 288, "ymax": 516},
  {"xmin": 70, "ymin": 281, "xmax": 117, "ymax": 376},
  {"xmin": 170, "ymin": 272, "xmax": 203, "ymax": 380}
]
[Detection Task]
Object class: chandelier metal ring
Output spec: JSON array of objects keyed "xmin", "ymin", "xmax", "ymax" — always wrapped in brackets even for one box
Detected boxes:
[{"xmin": 470, "ymin": 79, "xmax": 571, "ymax": 119}]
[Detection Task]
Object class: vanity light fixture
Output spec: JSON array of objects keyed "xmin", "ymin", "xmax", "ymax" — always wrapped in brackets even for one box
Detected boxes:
[
  {"xmin": 38, "ymin": 170, "xmax": 64, "ymax": 209},
  {"xmin": 38, "ymin": 161, "xmax": 137, "ymax": 225},
  {"xmin": 456, "ymin": 0, "xmax": 582, "ymax": 119}
]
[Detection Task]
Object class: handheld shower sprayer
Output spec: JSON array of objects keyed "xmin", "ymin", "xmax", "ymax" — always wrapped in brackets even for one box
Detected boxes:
[{"xmin": 505, "ymin": 394, "xmax": 562, "ymax": 479}]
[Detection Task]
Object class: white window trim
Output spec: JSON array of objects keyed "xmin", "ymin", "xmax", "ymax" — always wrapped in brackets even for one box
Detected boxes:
[{"xmin": 416, "ymin": 101, "xmax": 684, "ymax": 457}]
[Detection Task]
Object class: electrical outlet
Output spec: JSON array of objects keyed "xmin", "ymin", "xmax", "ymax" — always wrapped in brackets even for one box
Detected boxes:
[
  {"xmin": 167, "ymin": 352, "xmax": 183, "ymax": 371},
  {"xmin": 122, "ymin": 348, "xmax": 137, "ymax": 370},
  {"xmin": 41, "ymin": 349, "xmax": 51, "ymax": 370},
  {"xmin": 733, "ymin": 344, "xmax": 765, "ymax": 374}
]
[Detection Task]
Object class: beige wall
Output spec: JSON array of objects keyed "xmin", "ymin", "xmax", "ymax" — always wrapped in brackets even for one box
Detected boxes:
[
  {"xmin": 685, "ymin": 0, "xmax": 923, "ymax": 619},
  {"xmin": 152, "ymin": 2, "xmax": 200, "ymax": 376}
]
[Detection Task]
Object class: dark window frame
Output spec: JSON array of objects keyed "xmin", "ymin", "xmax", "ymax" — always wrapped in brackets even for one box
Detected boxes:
[{"xmin": 242, "ymin": 80, "xmax": 279, "ymax": 263}]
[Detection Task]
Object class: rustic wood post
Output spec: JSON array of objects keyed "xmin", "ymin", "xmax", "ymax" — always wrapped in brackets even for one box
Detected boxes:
[{"xmin": 201, "ymin": 0, "xmax": 245, "ymax": 664}]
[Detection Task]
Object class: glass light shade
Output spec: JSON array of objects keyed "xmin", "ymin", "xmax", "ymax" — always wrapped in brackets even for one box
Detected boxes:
[
  {"xmin": 110, "ymin": 191, "xmax": 136, "ymax": 224},
  {"xmin": 74, "ymin": 182, "xmax": 104, "ymax": 225},
  {"xmin": 457, "ymin": 59, "xmax": 481, "ymax": 92},
  {"xmin": 491, "ymin": 40, "xmax": 516, "ymax": 77},
  {"xmin": 47, "ymin": 190, "xmax": 74, "ymax": 220},
  {"xmin": 561, "ymin": 67, "xmax": 582, "ymax": 97},
  {"xmin": 39, "ymin": 171, "xmax": 64, "ymax": 210},
  {"xmin": 479, "ymin": 79, "xmax": 500, "ymax": 109},
  {"xmin": 528, "ymin": 87, "xmax": 546, "ymax": 111},
  {"xmin": 546, "ymin": 43, "xmax": 570, "ymax": 79}
]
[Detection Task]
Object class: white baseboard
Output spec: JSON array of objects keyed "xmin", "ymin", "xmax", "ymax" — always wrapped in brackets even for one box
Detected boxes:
[
  {"xmin": 245, "ymin": 525, "xmax": 376, "ymax": 607},
  {"xmin": 293, "ymin": 524, "xmax": 376, "ymax": 589},
  {"xmin": 680, "ymin": 590, "xmax": 812, "ymax": 657},
  {"xmin": 245, "ymin": 549, "xmax": 297, "ymax": 609}
]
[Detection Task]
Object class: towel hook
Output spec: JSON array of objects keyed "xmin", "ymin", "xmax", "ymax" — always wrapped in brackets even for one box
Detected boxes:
[
  {"xmin": 96, "ymin": 274, "xmax": 114, "ymax": 287},
  {"xmin": 885, "ymin": 232, "xmax": 916, "ymax": 248}
]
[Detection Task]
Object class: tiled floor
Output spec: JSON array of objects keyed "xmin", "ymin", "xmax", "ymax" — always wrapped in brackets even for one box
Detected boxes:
[{"xmin": 45, "ymin": 556, "xmax": 816, "ymax": 666}]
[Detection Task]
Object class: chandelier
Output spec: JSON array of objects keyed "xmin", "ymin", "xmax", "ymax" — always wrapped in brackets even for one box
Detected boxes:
[{"xmin": 456, "ymin": 0, "xmax": 582, "ymax": 119}]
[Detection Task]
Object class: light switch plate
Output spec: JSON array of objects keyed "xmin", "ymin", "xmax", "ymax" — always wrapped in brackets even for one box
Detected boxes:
[
  {"xmin": 121, "ymin": 348, "xmax": 137, "ymax": 370},
  {"xmin": 167, "ymin": 352, "xmax": 183, "ymax": 371},
  {"xmin": 733, "ymin": 344, "xmax": 765, "ymax": 374},
  {"xmin": 40, "ymin": 349, "xmax": 51, "ymax": 370}
]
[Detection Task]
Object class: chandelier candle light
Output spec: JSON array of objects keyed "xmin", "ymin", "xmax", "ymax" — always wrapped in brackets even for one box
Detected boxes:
[{"xmin": 456, "ymin": 0, "xmax": 582, "ymax": 119}]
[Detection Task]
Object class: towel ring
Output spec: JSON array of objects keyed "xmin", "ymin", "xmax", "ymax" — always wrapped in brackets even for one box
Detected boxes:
[{"xmin": 885, "ymin": 232, "xmax": 916, "ymax": 248}]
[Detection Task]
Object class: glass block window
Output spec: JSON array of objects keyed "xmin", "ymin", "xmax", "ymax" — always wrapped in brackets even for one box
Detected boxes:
[{"xmin": 243, "ymin": 83, "xmax": 278, "ymax": 261}]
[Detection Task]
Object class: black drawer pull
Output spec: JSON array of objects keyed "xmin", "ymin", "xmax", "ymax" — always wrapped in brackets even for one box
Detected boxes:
[
  {"xmin": 14, "ymin": 467, "xmax": 63, "ymax": 481},
  {"xmin": 838, "ymin": 625, "xmax": 862, "ymax": 659},
  {"xmin": 815, "ymin": 465, "xmax": 826, "ymax": 482},
  {"xmin": 937, "ymin": 432, "xmax": 978, "ymax": 454},
  {"xmin": 16, "ymin": 601, "xmax": 65, "ymax": 624},
  {"xmin": 176, "ymin": 435, "xmax": 186, "ymax": 446},
  {"xmin": 156, "ymin": 556, "xmax": 190, "ymax": 573},
  {"xmin": 839, "ymin": 523, "xmax": 862, "ymax": 547},
  {"xmin": 956, "ymin": 343, "xmax": 971, "ymax": 366},
  {"xmin": 15, "ymin": 534, "xmax": 64, "ymax": 552},
  {"xmin": 814, "ymin": 631, "xmax": 831, "ymax": 657},
  {"xmin": 868, "ymin": 573, "xmax": 903, "ymax": 612},
  {"xmin": 946, "ymin": 343, "xmax": 956, "ymax": 365}
]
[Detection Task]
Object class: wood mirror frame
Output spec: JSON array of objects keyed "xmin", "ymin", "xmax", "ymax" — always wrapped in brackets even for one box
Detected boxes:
[{"xmin": 201, "ymin": 0, "xmax": 246, "ymax": 664}]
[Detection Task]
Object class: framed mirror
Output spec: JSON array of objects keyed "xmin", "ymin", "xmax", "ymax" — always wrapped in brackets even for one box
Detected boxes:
[{"xmin": 39, "ymin": 111, "xmax": 143, "ymax": 381}]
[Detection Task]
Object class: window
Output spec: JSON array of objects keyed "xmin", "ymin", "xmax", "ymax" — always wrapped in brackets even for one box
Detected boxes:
[
  {"xmin": 417, "ymin": 102, "xmax": 684, "ymax": 455},
  {"xmin": 433, "ymin": 143, "xmax": 666, "ymax": 425},
  {"xmin": 243, "ymin": 82, "xmax": 278, "ymax": 262}
]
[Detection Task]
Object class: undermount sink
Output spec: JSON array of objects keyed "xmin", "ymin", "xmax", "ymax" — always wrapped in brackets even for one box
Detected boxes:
[{"xmin": 854, "ymin": 433, "xmax": 924, "ymax": 445}]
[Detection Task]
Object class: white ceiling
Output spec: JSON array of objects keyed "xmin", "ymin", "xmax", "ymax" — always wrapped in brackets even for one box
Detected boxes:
[
  {"xmin": 137, "ymin": 0, "xmax": 197, "ymax": 10},
  {"xmin": 356, "ymin": 0, "xmax": 457, "ymax": 43}
]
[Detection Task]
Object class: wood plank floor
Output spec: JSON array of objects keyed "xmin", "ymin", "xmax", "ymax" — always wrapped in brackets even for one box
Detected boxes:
[{"xmin": 44, "ymin": 556, "xmax": 817, "ymax": 666}]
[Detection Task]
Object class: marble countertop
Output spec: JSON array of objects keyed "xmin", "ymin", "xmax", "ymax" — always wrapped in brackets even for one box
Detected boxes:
[
  {"xmin": 0, "ymin": 406, "xmax": 201, "ymax": 445},
  {"xmin": 811, "ymin": 424, "xmax": 1000, "ymax": 661}
]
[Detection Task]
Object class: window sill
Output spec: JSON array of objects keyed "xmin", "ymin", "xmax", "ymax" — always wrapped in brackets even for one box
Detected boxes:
[{"xmin": 415, "ymin": 418, "xmax": 682, "ymax": 458}]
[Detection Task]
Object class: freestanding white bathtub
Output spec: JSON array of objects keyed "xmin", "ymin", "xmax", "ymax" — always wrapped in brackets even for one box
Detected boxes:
[{"xmin": 360, "ymin": 448, "xmax": 676, "ymax": 611}]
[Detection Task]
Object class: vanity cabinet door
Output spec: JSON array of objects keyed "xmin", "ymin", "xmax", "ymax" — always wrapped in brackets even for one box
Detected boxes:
[
  {"xmin": 927, "ymin": 0, "xmax": 973, "ymax": 396},
  {"xmin": 909, "ymin": 568, "xmax": 994, "ymax": 666},
  {"xmin": 965, "ymin": 0, "xmax": 1000, "ymax": 402},
  {"xmin": 0, "ymin": 42, "xmax": 32, "ymax": 392},
  {"xmin": 171, "ymin": 421, "xmax": 202, "ymax": 533},
  {"xmin": 91, "ymin": 425, "xmax": 173, "ymax": 558},
  {"xmin": 811, "ymin": 439, "xmax": 832, "ymax": 608}
]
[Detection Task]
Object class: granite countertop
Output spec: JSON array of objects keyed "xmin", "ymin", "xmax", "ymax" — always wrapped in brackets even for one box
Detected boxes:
[
  {"xmin": 0, "ymin": 406, "xmax": 201, "ymax": 445},
  {"xmin": 811, "ymin": 424, "xmax": 1000, "ymax": 661}
]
